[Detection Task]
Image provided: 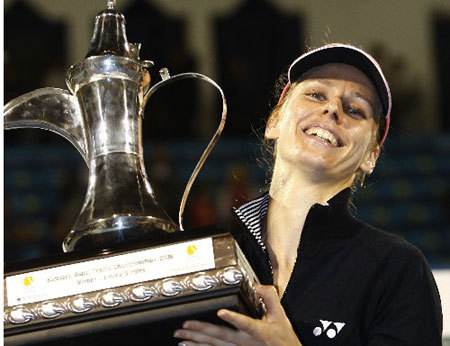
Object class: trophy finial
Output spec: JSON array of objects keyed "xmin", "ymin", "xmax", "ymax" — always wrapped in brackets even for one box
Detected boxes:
[
  {"xmin": 86, "ymin": 3, "xmax": 131, "ymax": 58},
  {"xmin": 107, "ymin": 0, "xmax": 115, "ymax": 10}
]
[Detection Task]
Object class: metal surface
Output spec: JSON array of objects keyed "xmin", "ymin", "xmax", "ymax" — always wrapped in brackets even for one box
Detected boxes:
[
  {"xmin": 4, "ymin": 267, "xmax": 244, "ymax": 325},
  {"xmin": 4, "ymin": 234, "xmax": 263, "ymax": 328},
  {"xmin": 143, "ymin": 71, "xmax": 227, "ymax": 229},
  {"xmin": 4, "ymin": 2, "xmax": 227, "ymax": 252},
  {"xmin": 4, "ymin": 88, "xmax": 88, "ymax": 163}
]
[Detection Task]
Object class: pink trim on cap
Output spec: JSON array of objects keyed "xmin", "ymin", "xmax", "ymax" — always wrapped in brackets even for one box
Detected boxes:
[
  {"xmin": 379, "ymin": 110, "xmax": 390, "ymax": 146},
  {"xmin": 277, "ymin": 82, "xmax": 291, "ymax": 105}
]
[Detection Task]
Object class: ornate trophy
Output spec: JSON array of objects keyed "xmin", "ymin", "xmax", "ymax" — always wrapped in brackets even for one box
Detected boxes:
[{"xmin": 4, "ymin": 1, "xmax": 263, "ymax": 345}]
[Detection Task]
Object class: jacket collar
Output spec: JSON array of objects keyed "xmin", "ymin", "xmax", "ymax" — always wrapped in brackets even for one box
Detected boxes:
[
  {"xmin": 232, "ymin": 188, "xmax": 355, "ymax": 256},
  {"xmin": 232, "ymin": 194, "xmax": 269, "ymax": 251}
]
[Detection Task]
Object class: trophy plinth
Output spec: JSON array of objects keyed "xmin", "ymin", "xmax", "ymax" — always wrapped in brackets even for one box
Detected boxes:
[{"xmin": 4, "ymin": 228, "xmax": 264, "ymax": 346}]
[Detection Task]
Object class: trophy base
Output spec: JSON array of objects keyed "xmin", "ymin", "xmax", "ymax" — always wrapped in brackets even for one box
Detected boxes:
[
  {"xmin": 63, "ymin": 215, "xmax": 179, "ymax": 252},
  {"xmin": 4, "ymin": 226, "xmax": 263, "ymax": 346},
  {"xmin": 4, "ymin": 290, "xmax": 251, "ymax": 346},
  {"xmin": 6, "ymin": 290, "xmax": 248, "ymax": 346}
]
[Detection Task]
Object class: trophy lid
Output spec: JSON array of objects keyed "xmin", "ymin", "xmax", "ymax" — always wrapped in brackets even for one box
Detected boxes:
[{"xmin": 85, "ymin": 0, "xmax": 132, "ymax": 58}]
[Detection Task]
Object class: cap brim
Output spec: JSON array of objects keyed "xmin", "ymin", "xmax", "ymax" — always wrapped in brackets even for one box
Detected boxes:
[{"xmin": 289, "ymin": 44, "xmax": 391, "ymax": 122}]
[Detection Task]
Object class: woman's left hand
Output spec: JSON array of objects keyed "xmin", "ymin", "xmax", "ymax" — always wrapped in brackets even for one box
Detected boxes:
[{"xmin": 173, "ymin": 284, "xmax": 302, "ymax": 346}]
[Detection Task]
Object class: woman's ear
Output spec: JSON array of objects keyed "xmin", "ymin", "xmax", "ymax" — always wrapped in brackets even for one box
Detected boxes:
[
  {"xmin": 265, "ymin": 113, "xmax": 280, "ymax": 140},
  {"xmin": 359, "ymin": 145, "xmax": 380, "ymax": 174}
]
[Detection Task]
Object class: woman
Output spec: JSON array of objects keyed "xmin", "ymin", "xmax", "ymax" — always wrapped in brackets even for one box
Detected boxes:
[{"xmin": 174, "ymin": 44, "xmax": 443, "ymax": 345}]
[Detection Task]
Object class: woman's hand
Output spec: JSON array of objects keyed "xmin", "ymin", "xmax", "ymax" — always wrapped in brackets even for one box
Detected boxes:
[{"xmin": 173, "ymin": 284, "xmax": 302, "ymax": 346}]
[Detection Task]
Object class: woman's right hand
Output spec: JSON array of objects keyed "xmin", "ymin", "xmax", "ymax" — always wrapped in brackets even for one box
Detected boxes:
[{"xmin": 174, "ymin": 284, "xmax": 302, "ymax": 346}]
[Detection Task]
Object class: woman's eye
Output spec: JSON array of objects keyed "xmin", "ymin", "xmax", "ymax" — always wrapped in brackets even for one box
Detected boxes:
[
  {"xmin": 308, "ymin": 92, "xmax": 326, "ymax": 101},
  {"xmin": 348, "ymin": 107, "xmax": 366, "ymax": 118}
]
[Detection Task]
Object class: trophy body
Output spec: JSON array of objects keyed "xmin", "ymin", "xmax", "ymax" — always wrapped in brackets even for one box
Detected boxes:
[
  {"xmin": 63, "ymin": 55, "xmax": 178, "ymax": 252},
  {"xmin": 4, "ymin": 2, "xmax": 263, "ymax": 345}
]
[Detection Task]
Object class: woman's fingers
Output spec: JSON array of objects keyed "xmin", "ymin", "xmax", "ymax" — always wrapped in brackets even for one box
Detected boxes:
[
  {"xmin": 174, "ymin": 320, "xmax": 236, "ymax": 346},
  {"xmin": 255, "ymin": 284, "xmax": 284, "ymax": 321},
  {"xmin": 174, "ymin": 328, "xmax": 227, "ymax": 346},
  {"xmin": 177, "ymin": 342, "xmax": 209, "ymax": 346},
  {"xmin": 217, "ymin": 309, "xmax": 259, "ymax": 335},
  {"xmin": 215, "ymin": 284, "xmax": 284, "ymax": 336},
  {"xmin": 175, "ymin": 285, "xmax": 295, "ymax": 346}
]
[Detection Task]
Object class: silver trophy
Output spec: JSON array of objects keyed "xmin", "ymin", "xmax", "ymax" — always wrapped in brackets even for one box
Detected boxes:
[
  {"xmin": 4, "ymin": 0, "xmax": 226, "ymax": 253},
  {"xmin": 4, "ymin": 2, "xmax": 263, "ymax": 343}
]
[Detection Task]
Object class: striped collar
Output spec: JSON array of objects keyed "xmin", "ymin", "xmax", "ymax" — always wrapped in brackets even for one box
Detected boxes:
[
  {"xmin": 231, "ymin": 188, "xmax": 354, "ymax": 255},
  {"xmin": 232, "ymin": 193, "xmax": 269, "ymax": 251}
]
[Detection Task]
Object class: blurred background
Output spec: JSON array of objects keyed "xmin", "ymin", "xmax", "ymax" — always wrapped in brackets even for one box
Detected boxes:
[
  {"xmin": 3, "ymin": 0, "xmax": 450, "ymax": 340},
  {"xmin": 4, "ymin": 0, "xmax": 450, "ymax": 266}
]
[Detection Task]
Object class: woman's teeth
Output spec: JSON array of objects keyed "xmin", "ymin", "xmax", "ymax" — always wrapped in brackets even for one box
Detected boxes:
[{"xmin": 305, "ymin": 127, "xmax": 338, "ymax": 147}]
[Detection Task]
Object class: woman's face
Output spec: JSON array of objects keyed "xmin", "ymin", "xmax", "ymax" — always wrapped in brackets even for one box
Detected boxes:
[{"xmin": 266, "ymin": 63, "xmax": 382, "ymax": 183}]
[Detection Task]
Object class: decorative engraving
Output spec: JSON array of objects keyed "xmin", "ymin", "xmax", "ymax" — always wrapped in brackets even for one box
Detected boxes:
[
  {"xmin": 220, "ymin": 267, "xmax": 243, "ymax": 285},
  {"xmin": 67, "ymin": 296, "xmax": 95, "ymax": 313},
  {"xmin": 188, "ymin": 272, "xmax": 220, "ymax": 291},
  {"xmin": 9, "ymin": 306, "xmax": 35, "ymax": 324},
  {"xmin": 5, "ymin": 264, "xmax": 254, "ymax": 326},
  {"xmin": 38, "ymin": 301, "xmax": 66, "ymax": 318},
  {"xmin": 129, "ymin": 285, "xmax": 155, "ymax": 302},
  {"xmin": 99, "ymin": 290, "xmax": 125, "ymax": 307},
  {"xmin": 160, "ymin": 278, "xmax": 185, "ymax": 297}
]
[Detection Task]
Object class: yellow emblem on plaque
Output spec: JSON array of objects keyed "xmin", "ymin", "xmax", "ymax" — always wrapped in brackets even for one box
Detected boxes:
[
  {"xmin": 24, "ymin": 276, "xmax": 34, "ymax": 286},
  {"xmin": 187, "ymin": 244, "xmax": 198, "ymax": 255}
]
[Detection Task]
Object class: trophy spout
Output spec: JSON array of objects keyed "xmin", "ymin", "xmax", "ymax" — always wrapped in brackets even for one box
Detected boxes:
[{"xmin": 3, "ymin": 88, "xmax": 89, "ymax": 164}]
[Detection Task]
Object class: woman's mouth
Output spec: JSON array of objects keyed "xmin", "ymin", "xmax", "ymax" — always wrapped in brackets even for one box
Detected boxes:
[{"xmin": 304, "ymin": 126, "xmax": 342, "ymax": 147}]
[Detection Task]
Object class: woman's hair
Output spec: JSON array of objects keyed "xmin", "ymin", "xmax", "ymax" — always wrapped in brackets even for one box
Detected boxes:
[
  {"xmin": 257, "ymin": 71, "xmax": 289, "ymax": 190},
  {"xmin": 258, "ymin": 70, "xmax": 385, "ymax": 191}
]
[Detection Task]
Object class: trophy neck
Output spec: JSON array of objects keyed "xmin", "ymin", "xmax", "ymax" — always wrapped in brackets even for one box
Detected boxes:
[
  {"xmin": 66, "ymin": 56, "xmax": 143, "ymax": 94},
  {"xmin": 67, "ymin": 56, "xmax": 145, "ymax": 160}
]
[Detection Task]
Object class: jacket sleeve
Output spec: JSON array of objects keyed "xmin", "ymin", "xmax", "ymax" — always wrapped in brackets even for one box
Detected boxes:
[{"xmin": 367, "ymin": 244, "xmax": 443, "ymax": 345}]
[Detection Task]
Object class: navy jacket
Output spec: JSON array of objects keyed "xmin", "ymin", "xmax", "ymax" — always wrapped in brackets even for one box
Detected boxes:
[{"xmin": 231, "ymin": 188, "xmax": 443, "ymax": 345}]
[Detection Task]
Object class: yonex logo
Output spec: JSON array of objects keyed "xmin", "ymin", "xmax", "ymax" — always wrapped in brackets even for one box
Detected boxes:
[{"xmin": 313, "ymin": 320, "xmax": 345, "ymax": 339}]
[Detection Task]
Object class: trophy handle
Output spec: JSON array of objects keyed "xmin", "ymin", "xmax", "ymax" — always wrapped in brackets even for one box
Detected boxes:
[
  {"xmin": 142, "ymin": 72, "xmax": 227, "ymax": 230},
  {"xmin": 4, "ymin": 88, "xmax": 88, "ymax": 164}
]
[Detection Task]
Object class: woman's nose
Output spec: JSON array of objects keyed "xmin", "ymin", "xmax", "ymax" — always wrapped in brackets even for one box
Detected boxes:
[{"xmin": 323, "ymin": 97, "xmax": 344, "ymax": 123}]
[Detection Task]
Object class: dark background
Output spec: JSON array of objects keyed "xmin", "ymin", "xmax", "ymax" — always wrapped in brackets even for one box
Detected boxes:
[{"xmin": 4, "ymin": 0, "xmax": 450, "ymax": 267}]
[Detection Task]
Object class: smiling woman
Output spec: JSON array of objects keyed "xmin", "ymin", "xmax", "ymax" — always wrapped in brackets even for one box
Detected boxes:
[
  {"xmin": 174, "ymin": 44, "xmax": 443, "ymax": 346},
  {"xmin": 266, "ymin": 63, "xmax": 381, "ymax": 192}
]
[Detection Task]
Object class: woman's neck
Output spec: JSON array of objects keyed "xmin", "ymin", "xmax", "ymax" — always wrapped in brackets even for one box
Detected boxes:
[
  {"xmin": 266, "ymin": 160, "xmax": 353, "ymax": 268},
  {"xmin": 269, "ymin": 158, "xmax": 354, "ymax": 207}
]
